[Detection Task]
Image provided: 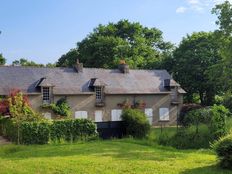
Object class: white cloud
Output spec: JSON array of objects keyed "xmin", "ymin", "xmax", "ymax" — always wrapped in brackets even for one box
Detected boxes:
[
  {"xmin": 176, "ymin": 6, "xmax": 187, "ymax": 13},
  {"xmin": 188, "ymin": 0, "xmax": 200, "ymax": 5}
]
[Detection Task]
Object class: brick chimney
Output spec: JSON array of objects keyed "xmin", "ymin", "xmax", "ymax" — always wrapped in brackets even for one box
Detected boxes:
[
  {"xmin": 74, "ymin": 59, "xmax": 83, "ymax": 73},
  {"xmin": 118, "ymin": 60, "xmax": 129, "ymax": 73}
]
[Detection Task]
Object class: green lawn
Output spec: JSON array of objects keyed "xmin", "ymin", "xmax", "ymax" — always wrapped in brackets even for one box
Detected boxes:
[{"xmin": 0, "ymin": 138, "xmax": 231, "ymax": 174}]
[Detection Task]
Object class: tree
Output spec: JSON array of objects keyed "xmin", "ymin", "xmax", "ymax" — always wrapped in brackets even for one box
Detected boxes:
[
  {"xmin": 212, "ymin": 1, "xmax": 232, "ymax": 91},
  {"xmin": 56, "ymin": 49, "xmax": 78, "ymax": 67},
  {"xmin": 57, "ymin": 20, "xmax": 173, "ymax": 69},
  {"xmin": 163, "ymin": 32, "xmax": 222, "ymax": 105},
  {"xmin": 12, "ymin": 58, "xmax": 44, "ymax": 67},
  {"xmin": 8, "ymin": 90, "xmax": 41, "ymax": 144},
  {"xmin": 0, "ymin": 53, "xmax": 6, "ymax": 65}
]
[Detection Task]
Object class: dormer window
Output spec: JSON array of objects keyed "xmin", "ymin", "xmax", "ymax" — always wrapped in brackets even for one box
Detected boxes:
[
  {"xmin": 42, "ymin": 87, "xmax": 50, "ymax": 104},
  {"xmin": 95, "ymin": 86, "xmax": 102, "ymax": 102}
]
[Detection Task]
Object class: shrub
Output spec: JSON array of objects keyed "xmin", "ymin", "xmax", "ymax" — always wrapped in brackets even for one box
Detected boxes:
[
  {"xmin": 213, "ymin": 133, "xmax": 232, "ymax": 169},
  {"xmin": 50, "ymin": 98, "xmax": 71, "ymax": 117},
  {"xmin": 121, "ymin": 109, "xmax": 150, "ymax": 138},
  {"xmin": 209, "ymin": 105, "xmax": 229, "ymax": 140},
  {"xmin": 178, "ymin": 103, "xmax": 202, "ymax": 126},
  {"xmin": 223, "ymin": 91, "xmax": 232, "ymax": 113},
  {"xmin": 50, "ymin": 119, "xmax": 98, "ymax": 142},
  {"xmin": 20, "ymin": 121, "xmax": 50, "ymax": 144}
]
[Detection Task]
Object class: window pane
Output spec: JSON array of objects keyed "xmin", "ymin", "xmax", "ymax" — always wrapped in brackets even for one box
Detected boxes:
[{"xmin": 111, "ymin": 109, "xmax": 122, "ymax": 121}]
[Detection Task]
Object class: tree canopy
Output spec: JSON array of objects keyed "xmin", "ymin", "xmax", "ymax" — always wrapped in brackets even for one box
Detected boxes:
[
  {"xmin": 211, "ymin": 0, "xmax": 232, "ymax": 91},
  {"xmin": 57, "ymin": 20, "xmax": 173, "ymax": 69},
  {"xmin": 162, "ymin": 32, "xmax": 222, "ymax": 105},
  {"xmin": 12, "ymin": 58, "xmax": 55, "ymax": 67},
  {"xmin": 0, "ymin": 54, "xmax": 6, "ymax": 65}
]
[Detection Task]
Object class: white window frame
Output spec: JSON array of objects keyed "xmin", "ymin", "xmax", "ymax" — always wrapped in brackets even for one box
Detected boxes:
[
  {"xmin": 75, "ymin": 111, "xmax": 88, "ymax": 119},
  {"xmin": 111, "ymin": 109, "xmax": 122, "ymax": 121},
  {"xmin": 145, "ymin": 108, "xmax": 153, "ymax": 125},
  {"xmin": 95, "ymin": 86, "xmax": 102, "ymax": 101},
  {"xmin": 42, "ymin": 87, "xmax": 50, "ymax": 104},
  {"xmin": 95, "ymin": 110, "xmax": 103, "ymax": 122},
  {"xmin": 159, "ymin": 108, "xmax": 169, "ymax": 121}
]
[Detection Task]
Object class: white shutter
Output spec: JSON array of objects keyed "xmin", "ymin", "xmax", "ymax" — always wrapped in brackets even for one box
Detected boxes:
[
  {"xmin": 145, "ymin": 108, "xmax": 153, "ymax": 125},
  {"xmin": 95, "ymin": 110, "xmax": 103, "ymax": 122},
  {"xmin": 75, "ymin": 111, "xmax": 88, "ymax": 119},
  {"xmin": 111, "ymin": 109, "xmax": 122, "ymax": 121},
  {"xmin": 159, "ymin": 108, "xmax": 169, "ymax": 121}
]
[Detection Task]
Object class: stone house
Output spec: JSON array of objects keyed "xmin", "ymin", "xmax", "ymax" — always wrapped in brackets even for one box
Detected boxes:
[{"xmin": 0, "ymin": 61, "xmax": 186, "ymax": 126}]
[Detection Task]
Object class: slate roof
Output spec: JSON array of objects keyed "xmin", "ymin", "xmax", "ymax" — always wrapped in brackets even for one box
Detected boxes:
[{"xmin": 0, "ymin": 66, "xmax": 186, "ymax": 95}]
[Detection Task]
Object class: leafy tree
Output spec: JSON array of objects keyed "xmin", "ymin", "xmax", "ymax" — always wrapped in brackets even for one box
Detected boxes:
[
  {"xmin": 8, "ymin": 90, "xmax": 42, "ymax": 144},
  {"xmin": 57, "ymin": 20, "xmax": 173, "ymax": 69},
  {"xmin": 56, "ymin": 49, "xmax": 78, "ymax": 67},
  {"xmin": 211, "ymin": 1, "xmax": 232, "ymax": 91},
  {"xmin": 162, "ymin": 32, "xmax": 221, "ymax": 105},
  {"xmin": 0, "ymin": 53, "xmax": 6, "ymax": 65},
  {"xmin": 12, "ymin": 58, "xmax": 44, "ymax": 67}
]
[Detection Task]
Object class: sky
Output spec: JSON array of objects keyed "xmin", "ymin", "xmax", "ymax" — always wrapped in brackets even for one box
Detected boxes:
[{"xmin": 0, "ymin": 0, "xmax": 230, "ymax": 64}]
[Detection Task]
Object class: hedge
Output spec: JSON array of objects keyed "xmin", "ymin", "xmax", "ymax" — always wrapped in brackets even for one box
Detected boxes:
[{"xmin": 0, "ymin": 118, "xmax": 98, "ymax": 144}]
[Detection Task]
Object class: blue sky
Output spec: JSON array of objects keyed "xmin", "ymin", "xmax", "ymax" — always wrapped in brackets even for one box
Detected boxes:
[{"xmin": 0, "ymin": 0, "xmax": 229, "ymax": 64}]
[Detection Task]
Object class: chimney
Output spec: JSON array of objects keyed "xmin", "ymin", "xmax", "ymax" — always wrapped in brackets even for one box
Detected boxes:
[
  {"xmin": 74, "ymin": 59, "xmax": 83, "ymax": 73},
  {"xmin": 118, "ymin": 60, "xmax": 129, "ymax": 73}
]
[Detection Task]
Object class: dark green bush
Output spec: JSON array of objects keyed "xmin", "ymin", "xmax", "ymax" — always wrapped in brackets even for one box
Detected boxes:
[
  {"xmin": 213, "ymin": 133, "xmax": 232, "ymax": 169},
  {"xmin": 50, "ymin": 119, "xmax": 98, "ymax": 142},
  {"xmin": 20, "ymin": 121, "xmax": 50, "ymax": 144},
  {"xmin": 121, "ymin": 109, "xmax": 150, "ymax": 138},
  {"xmin": 223, "ymin": 92, "xmax": 232, "ymax": 113},
  {"xmin": 1, "ymin": 118, "xmax": 98, "ymax": 144}
]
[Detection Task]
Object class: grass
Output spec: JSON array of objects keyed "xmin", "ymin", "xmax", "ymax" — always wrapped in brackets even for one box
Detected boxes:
[{"xmin": 0, "ymin": 138, "xmax": 231, "ymax": 174}]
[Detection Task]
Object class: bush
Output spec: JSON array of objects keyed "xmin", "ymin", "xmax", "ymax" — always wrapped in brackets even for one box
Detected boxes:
[
  {"xmin": 213, "ymin": 133, "xmax": 232, "ymax": 169},
  {"xmin": 20, "ymin": 121, "xmax": 50, "ymax": 144},
  {"xmin": 50, "ymin": 119, "xmax": 98, "ymax": 142},
  {"xmin": 178, "ymin": 103, "xmax": 202, "ymax": 126},
  {"xmin": 223, "ymin": 91, "xmax": 232, "ymax": 113},
  {"xmin": 50, "ymin": 98, "xmax": 71, "ymax": 117},
  {"xmin": 0, "ymin": 118, "xmax": 98, "ymax": 144},
  {"xmin": 121, "ymin": 109, "xmax": 150, "ymax": 138}
]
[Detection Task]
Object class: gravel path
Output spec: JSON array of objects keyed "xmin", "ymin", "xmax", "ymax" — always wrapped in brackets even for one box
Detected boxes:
[{"xmin": 0, "ymin": 136, "xmax": 10, "ymax": 145}]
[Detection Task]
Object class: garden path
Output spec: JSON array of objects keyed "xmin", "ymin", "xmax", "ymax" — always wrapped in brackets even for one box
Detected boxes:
[{"xmin": 0, "ymin": 136, "xmax": 10, "ymax": 145}]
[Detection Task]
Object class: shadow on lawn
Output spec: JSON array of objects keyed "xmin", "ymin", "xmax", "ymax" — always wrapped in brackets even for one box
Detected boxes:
[
  {"xmin": 0, "ymin": 140, "xmax": 190, "ymax": 162},
  {"xmin": 181, "ymin": 165, "xmax": 232, "ymax": 174}
]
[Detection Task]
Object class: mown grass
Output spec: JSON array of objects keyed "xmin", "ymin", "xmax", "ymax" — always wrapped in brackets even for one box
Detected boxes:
[{"xmin": 0, "ymin": 138, "xmax": 231, "ymax": 174}]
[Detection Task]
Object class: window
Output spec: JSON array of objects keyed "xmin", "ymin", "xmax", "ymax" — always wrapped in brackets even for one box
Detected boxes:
[
  {"xmin": 75, "ymin": 111, "xmax": 88, "ymax": 119},
  {"xmin": 42, "ymin": 112, "xmax": 51, "ymax": 120},
  {"xmin": 159, "ymin": 108, "xmax": 169, "ymax": 121},
  {"xmin": 95, "ymin": 110, "xmax": 103, "ymax": 122},
  {"xmin": 145, "ymin": 108, "xmax": 153, "ymax": 125},
  {"xmin": 111, "ymin": 109, "xmax": 122, "ymax": 121},
  {"xmin": 95, "ymin": 87, "xmax": 102, "ymax": 101},
  {"xmin": 42, "ymin": 87, "xmax": 50, "ymax": 104}
]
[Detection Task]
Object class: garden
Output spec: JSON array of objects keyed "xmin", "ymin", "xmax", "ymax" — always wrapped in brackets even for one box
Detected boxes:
[{"xmin": 1, "ymin": 90, "xmax": 232, "ymax": 174}]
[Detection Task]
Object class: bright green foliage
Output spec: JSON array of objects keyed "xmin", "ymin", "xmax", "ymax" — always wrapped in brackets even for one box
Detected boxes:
[
  {"xmin": 50, "ymin": 98, "xmax": 71, "ymax": 117},
  {"xmin": 213, "ymin": 132, "xmax": 232, "ymax": 169},
  {"xmin": 57, "ymin": 20, "xmax": 173, "ymax": 69},
  {"xmin": 223, "ymin": 91, "xmax": 232, "ymax": 113},
  {"xmin": 162, "ymin": 32, "xmax": 221, "ymax": 105},
  {"xmin": 0, "ymin": 53, "xmax": 6, "ymax": 65},
  {"xmin": 50, "ymin": 119, "xmax": 98, "ymax": 142},
  {"xmin": 121, "ymin": 109, "xmax": 150, "ymax": 138}
]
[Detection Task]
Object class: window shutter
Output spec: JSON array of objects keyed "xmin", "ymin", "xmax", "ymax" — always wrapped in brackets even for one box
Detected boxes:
[{"xmin": 159, "ymin": 108, "xmax": 169, "ymax": 121}]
